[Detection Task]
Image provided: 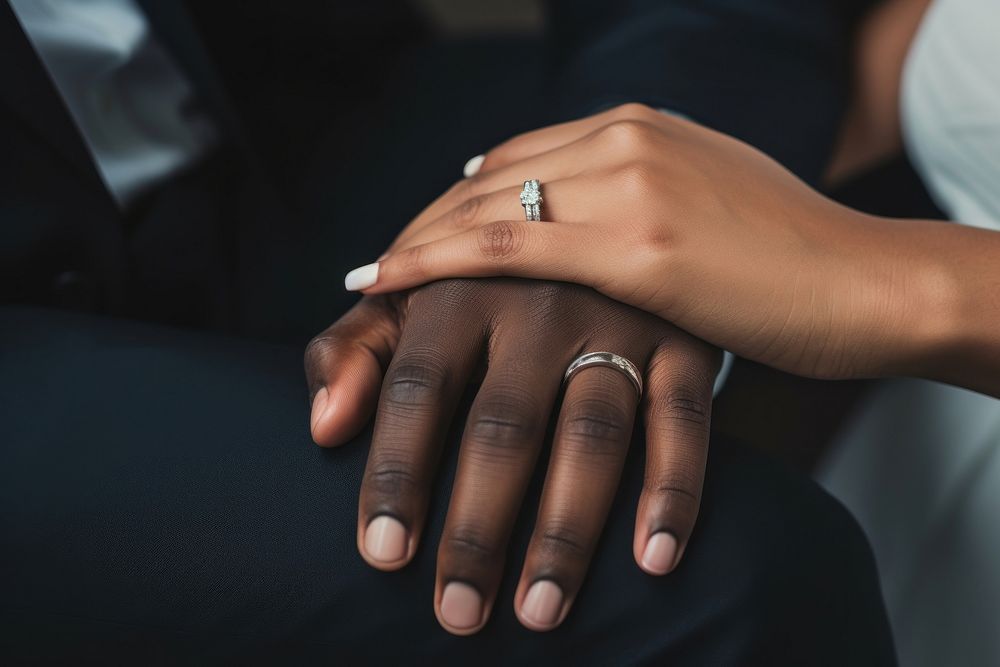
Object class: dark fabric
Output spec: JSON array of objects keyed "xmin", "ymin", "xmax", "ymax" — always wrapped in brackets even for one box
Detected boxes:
[
  {"xmin": 545, "ymin": 0, "xmax": 870, "ymax": 184},
  {"xmin": 0, "ymin": 307, "xmax": 895, "ymax": 665}
]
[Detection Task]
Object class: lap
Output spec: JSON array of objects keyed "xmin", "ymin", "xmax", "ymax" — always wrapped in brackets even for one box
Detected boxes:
[{"xmin": 0, "ymin": 307, "xmax": 894, "ymax": 665}]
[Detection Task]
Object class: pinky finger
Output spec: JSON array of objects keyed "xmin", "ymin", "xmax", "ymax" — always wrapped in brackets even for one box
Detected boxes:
[
  {"xmin": 633, "ymin": 339, "xmax": 715, "ymax": 575},
  {"xmin": 343, "ymin": 220, "xmax": 608, "ymax": 295}
]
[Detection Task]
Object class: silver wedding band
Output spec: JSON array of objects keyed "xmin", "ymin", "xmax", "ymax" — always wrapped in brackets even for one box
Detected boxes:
[
  {"xmin": 520, "ymin": 179, "xmax": 542, "ymax": 221},
  {"xmin": 563, "ymin": 352, "xmax": 643, "ymax": 398}
]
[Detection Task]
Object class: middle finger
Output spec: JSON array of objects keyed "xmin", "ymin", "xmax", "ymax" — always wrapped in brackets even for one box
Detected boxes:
[{"xmin": 434, "ymin": 339, "xmax": 566, "ymax": 635}]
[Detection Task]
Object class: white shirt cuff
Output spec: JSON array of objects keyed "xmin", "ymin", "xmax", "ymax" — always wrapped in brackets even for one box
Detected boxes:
[{"xmin": 713, "ymin": 351, "xmax": 734, "ymax": 397}]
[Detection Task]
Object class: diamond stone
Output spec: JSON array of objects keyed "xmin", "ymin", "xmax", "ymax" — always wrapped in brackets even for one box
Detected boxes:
[{"xmin": 520, "ymin": 180, "xmax": 542, "ymax": 206}]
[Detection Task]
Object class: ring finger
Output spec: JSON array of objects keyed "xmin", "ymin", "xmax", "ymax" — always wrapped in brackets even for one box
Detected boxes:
[
  {"xmin": 391, "ymin": 175, "xmax": 598, "ymax": 254},
  {"xmin": 387, "ymin": 134, "xmax": 605, "ymax": 252},
  {"xmin": 515, "ymin": 352, "xmax": 644, "ymax": 631}
]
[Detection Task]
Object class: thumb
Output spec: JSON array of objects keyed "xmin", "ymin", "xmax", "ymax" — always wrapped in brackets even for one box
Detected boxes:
[{"xmin": 304, "ymin": 295, "xmax": 402, "ymax": 446}]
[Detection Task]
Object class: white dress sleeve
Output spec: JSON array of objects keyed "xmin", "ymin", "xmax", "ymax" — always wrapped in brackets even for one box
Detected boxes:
[{"xmin": 900, "ymin": 0, "xmax": 1000, "ymax": 230}]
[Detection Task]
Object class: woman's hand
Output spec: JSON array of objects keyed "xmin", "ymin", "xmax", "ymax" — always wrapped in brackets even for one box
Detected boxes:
[
  {"xmin": 346, "ymin": 103, "xmax": 965, "ymax": 384},
  {"xmin": 306, "ymin": 279, "xmax": 720, "ymax": 635}
]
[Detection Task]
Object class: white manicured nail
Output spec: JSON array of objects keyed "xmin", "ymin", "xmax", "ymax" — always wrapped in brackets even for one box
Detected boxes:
[
  {"xmin": 344, "ymin": 262, "xmax": 379, "ymax": 291},
  {"xmin": 463, "ymin": 154, "xmax": 485, "ymax": 178}
]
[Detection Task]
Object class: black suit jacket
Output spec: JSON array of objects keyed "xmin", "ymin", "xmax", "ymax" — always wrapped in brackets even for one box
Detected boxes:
[{"xmin": 0, "ymin": 0, "xmax": 259, "ymax": 324}]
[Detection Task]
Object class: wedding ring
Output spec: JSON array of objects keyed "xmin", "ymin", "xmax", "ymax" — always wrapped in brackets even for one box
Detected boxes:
[
  {"xmin": 520, "ymin": 179, "xmax": 542, "ymax": 221},
  {"xmin": 563, "ymin": 352, "xmax": 643, "ymax": 398}
]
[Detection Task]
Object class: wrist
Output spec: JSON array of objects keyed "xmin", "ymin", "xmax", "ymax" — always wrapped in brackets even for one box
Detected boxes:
[
  {"xmin": 867, "ymin": 215, "xmax": 964, "ymax": 381},
  {"xmin": 897, "ymin": 219, "xmax": 1000, "ymax": 394}
]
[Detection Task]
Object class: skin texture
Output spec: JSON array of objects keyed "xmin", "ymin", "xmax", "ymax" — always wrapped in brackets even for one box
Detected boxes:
[
  {"xmin": 348, "ymin": 103, "xmax": 1000, "ymax": 398},
  {"xmin": 305, "ymin": 281, "xmax": 720, "ymax": 635}
]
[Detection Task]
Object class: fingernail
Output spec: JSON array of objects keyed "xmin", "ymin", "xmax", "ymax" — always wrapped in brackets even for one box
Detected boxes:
[
  {"xmin": 463, "ymin": 154, "xmax": 485, "ymax": 177},
  {"xmin": 364, "ymin": 515, "xmax": 408, "ymax": 563},
  {"xmin": 344, "ymin": 262, "xmax": 379, "ymax": 291},
  {"xmin": 641, "ymin": 531, "xmax": 679, "ymax": 575},
  {"xmin": 521, "ymin": 580, "xmax": 563, "ymax": 629},
  {"xmin": 440, "ymin": 581, "xmax": 483, "ymax": 630},
  {"xmin": 310, "ymin": 386, "xmax": 329, "ymax": 433}
]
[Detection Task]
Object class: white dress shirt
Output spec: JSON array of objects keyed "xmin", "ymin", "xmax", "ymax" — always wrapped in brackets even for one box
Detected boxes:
[{"xmin": 9, "ymin": 0, "xmax": 217, "ymax": 207}]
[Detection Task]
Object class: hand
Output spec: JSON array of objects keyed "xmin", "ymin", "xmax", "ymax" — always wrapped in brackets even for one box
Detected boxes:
[
  {"xmin": 345, "ymin": 103, "xmax": 955, "ymax": 382},
  {"xmin": 305, "ymin": 279, "xmax": 720, "ymax": 634}
]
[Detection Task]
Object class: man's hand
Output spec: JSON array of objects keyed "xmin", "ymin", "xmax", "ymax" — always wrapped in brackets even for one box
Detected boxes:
[{"xmin": 305, "ymin": 279, "xmax": 720, "ymax": 635}]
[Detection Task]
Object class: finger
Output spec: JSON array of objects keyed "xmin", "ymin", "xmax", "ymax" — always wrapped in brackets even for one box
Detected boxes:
[
  {"xmin": 387, "ymin": 111, "xmax": 659, "ymax": 254},
  {"xmin": 434, "ymin": 347, "xmax": 564, "ymax": 635},
  {"xmin": 633, "ymin": 338, "xmax": 717, "ymax": 576},
  {"xmin": 515, "ymin": 357, "xmax": 643, "ymax": 631},
  {"xmin": 394, "ymin": 176, "xmax": 596, "ymax": 254},
  {"xmin": 345, "ymin": 220, "xmax": 614, "ymax": 297},
  {"xmin": 472, "ymin": 102, "xmax": 663, "ymax": 174},
  {"xmin": 304, "ymin": 295, "xmax": 401, "ymax": 447},
  {"xmin": 386, "ymin": 110, "xmax": 673, "ymax": 256},
  {"xmin": 386, "ymin": 110, "xmax": 670, "ymax": 255},
  {"xmin": 387, "ymin": 141, "xmax": 594, "ymax": 254},
  {"xmin": 357, "ymin": 287, "xmax": 483, "ymax": 571}
]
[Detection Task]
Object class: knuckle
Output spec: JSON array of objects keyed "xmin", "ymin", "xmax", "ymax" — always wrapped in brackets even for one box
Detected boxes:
[
  {"xmin": 397, "ymin": 243, "xmax": 426, "ymax": 276},
  {"xmin": 561, "ymin": 397, "xmax": 632, "ymax": 454},
  {"xmin": 454, "ymin": 193, "xmax": 484, "ymax": 227},
  {"xmin": 643, "ymin": 471, "xmax": 702, "ymax": 520},
  {"xmin": 599, "ymin": 119, "xmax": 653, "ymax": 154},
  {"xmin": 536, "ymin": 523, "xmax": 590, "ymax": 560},
  {"xmin": 477, "ymin": 220, "xmax": 525, "ymax": 263},
  {"xmin": 611, "ymin": 102, "xmax": 657, "ymax": 120},
  {"xmin": 650, "ymin": 385, "xmax": 711, "ymax": 429},
  {"xmin": 382, "ymin": 354, "xmax": 449, "ymax": 409},
  {"xmin": 467, "ymin": 386, "xmax": 542, "ymax": 453},
  {"xmin": 443, "ymin": 526, "xmax": 502, "ymax": 564},
  {"xmin": 304, "ymin": 332, "xmax": 336, "ymax": 368},
  {"xmin": 365, "ymin": 462, "xmax": 422, "ymax": 499},
  {"xmin": 665, "ymin": 394, "xmax": 710, "ymax": 425}
]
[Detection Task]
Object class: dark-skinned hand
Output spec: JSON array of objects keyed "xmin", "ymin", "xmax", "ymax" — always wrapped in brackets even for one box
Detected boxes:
[{"xmin": 305, "ymin": 278, "xmax": 720, "ymax": 635}]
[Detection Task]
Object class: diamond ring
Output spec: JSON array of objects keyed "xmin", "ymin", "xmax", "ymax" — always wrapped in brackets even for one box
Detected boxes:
[{"xmin": 520, "ymin": 179, "xmax": 543, "ymax": 221}]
